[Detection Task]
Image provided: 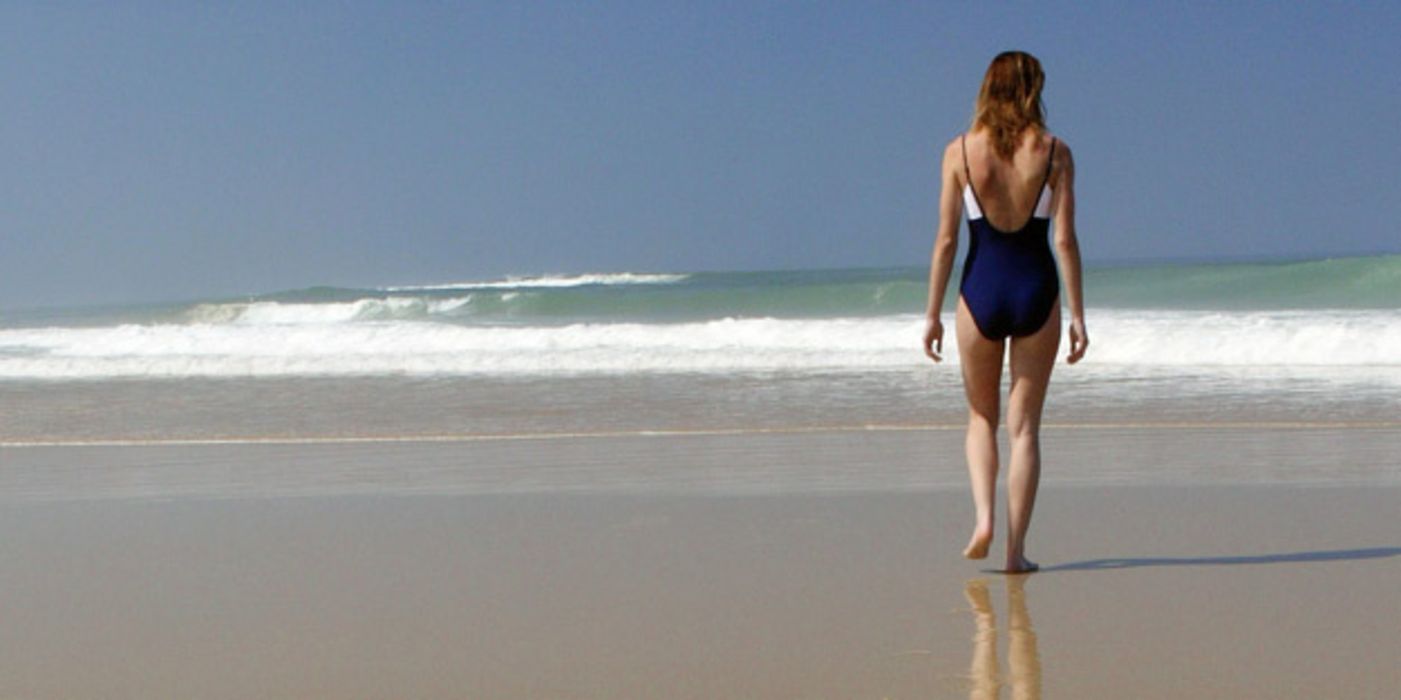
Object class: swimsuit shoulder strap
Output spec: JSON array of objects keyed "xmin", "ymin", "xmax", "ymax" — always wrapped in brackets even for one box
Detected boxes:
[
  {"xmin": 1041, "ymin": 137, "xmax": 1057, "ymax": 190},
  {"xmin": 961, "ymin": 134, "xmax": 985, "ymax": 214},
  {"xmin": 961, "ymin": 133, "xmax": 972, "ymax": 183}
]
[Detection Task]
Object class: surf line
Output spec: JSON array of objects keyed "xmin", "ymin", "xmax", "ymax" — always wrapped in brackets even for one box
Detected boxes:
[{"xmin": 3, "ymin": 421, "xmax": 1400, "ymax": 449}]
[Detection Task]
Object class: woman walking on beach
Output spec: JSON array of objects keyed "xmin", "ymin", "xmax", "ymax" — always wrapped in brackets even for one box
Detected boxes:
[{"xmin": 923, "ymin": 51, "xmax": 1088, "ymax": 573}]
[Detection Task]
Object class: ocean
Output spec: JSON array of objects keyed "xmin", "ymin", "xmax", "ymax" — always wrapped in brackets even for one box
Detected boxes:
[{"xmin": 1, "ymin": 255, "xmax": 1399, "ymax": 445}]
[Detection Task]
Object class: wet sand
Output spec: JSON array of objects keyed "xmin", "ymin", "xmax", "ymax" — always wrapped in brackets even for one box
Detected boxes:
[{"xmin": 1, "ymin": 432, "xmax": 1399, "ymax": 698}]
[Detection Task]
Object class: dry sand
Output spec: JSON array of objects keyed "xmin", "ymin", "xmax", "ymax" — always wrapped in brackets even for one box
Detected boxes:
[{"xmin": 1, "ymin": 431, "xmax": 1399, "ymax": 698}]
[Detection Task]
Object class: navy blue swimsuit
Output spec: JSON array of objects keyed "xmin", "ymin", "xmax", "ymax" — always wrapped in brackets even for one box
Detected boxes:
[{"xmin": 959, "ymin": 135, "xmax": 1060, "ymax": 340}]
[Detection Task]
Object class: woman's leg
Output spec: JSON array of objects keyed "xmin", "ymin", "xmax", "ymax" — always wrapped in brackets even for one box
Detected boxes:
[
  {"xmin": 1004, "ymin": 304, "xmax": 1061, "ymax": 572},
  {"xmin": 956, "ymin": 298, "xmax": 1005, "ymax": 559}
]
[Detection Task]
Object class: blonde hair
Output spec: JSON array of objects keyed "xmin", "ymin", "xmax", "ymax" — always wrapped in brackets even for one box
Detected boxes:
[{"xmin": 972, "ymin": 51, "xmax": 1046, "ymax": 160}]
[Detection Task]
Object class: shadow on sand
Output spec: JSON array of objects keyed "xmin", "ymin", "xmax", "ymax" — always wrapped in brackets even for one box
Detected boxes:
[{"xmin": 1041, "ymin": 546, "xmax": 1401, "ymax": 572}]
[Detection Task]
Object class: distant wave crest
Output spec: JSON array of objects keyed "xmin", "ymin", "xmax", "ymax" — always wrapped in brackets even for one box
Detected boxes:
[
  {"xmin": 380, "ymin": 272, "xmax": 690, "ymax": 292},
  {"xmin": 186, "ymin": 296, "xmax": 476, "ymax": 325}
]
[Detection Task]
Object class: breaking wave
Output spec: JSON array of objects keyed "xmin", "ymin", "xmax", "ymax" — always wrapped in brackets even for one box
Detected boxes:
[{"xmin": 1, "ymin": 310, "xmax": 1398, "ymax": 379}]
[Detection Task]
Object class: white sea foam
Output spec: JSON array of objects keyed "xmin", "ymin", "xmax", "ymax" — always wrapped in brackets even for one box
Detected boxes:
[
  {"xmin": 1087, "ymin": 310, "xmax": 1400, "ymax": 366},
  {"xmin": 186, "ymin": 296, "xmax": 474, "ymax": 324},
  {"xmin": 0, "ymin": 310, "xmax": 1398, "ymax": 379},
  {"xmin": 381, "ymin": 272, "xmax": 689, "ymax": 292}
]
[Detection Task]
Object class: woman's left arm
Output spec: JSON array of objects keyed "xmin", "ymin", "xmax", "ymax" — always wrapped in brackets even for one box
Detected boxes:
[{"xmin": 1052, "ymin": 141, "xmax": 1088, "ymax": 363}]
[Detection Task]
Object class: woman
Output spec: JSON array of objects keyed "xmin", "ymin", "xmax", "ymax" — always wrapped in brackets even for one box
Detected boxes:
[{"xmin": 923, "ymin": 51, "xmax": 1088, "ymax": 574}]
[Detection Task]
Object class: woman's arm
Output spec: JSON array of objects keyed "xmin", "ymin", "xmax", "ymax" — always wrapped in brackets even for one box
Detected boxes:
[
  {"xmin": 923, "ymin": 139, "xmax": 964, "ymax": 362},
  {"xmin": 1051, "ymin": 141, "xmax": 1088, "ymax": 363}
]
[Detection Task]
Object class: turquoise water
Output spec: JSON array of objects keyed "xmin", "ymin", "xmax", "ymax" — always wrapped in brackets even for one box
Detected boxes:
[
  {"xmin": 195, "ymin": 254, "xmax": 1401, "ymax": 323},
  {"xmin": 252, "ymin": 254, "xmax": 1401, "ymax": 320},
  {"xmin": 9, "ymin": 255, "xmax": 1399, "ymax": 328}
]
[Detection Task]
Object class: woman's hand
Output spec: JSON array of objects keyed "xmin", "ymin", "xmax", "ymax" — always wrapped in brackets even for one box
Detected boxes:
[
  {"xmin": 1067, "ymin": 317, "xmax": 1089, "ymax": 364},
  {"xmin": 923, "ymin": 316, "xmax": 944, "ymax": 362}
]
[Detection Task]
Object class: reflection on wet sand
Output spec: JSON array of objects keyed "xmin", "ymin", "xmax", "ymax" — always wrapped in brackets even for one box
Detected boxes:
[{"xmin": 965, "ymin": 577, "xmax": 1041, "ymax": 699}]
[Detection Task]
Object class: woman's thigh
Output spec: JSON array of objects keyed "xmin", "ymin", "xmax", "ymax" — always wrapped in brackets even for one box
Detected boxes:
[
  {"xmin": 1007, "ymin": 303, "xmax": 1061, "ymax": 433},
  {"xmin": 956, "ymin": 297, "xmax": 1005, "ymax": 421}
]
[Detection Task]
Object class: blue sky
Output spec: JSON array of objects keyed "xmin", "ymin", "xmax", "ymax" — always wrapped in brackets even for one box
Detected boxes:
[{"xmin": 3, "ymin": 2, "xmax": 1399, "ymax": 306}]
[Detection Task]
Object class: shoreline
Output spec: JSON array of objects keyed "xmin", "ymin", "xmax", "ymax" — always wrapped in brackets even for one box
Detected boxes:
[
  {"xmin": 4, "ymin": 419, "xmax": 1401, "ymax": 448},
  {"xmin": 4, "ymin": 425, "xmax": 1399, "ymax": 502}
]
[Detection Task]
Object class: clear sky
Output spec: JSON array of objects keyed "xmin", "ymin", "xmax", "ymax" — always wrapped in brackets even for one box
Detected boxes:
[{"xmin": 3, "ymin": 2, "xmax": 1399, "ymax": 306}]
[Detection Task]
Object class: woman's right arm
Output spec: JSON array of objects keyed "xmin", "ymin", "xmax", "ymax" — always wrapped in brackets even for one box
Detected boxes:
[
  {"xmin": 1051, "ymin": 141, "xmax": 1088, "ymax": 363},
  {"xmin": 924, "ymin": 139, "xmax": 964, "ymax": 362}
]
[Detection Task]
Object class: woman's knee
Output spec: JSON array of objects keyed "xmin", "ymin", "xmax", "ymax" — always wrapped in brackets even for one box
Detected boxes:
[
  {"xmin": 1006, "ymin": 411, "xmax": 1041, "ymax": 441},
  {"xmin": 968, "ymin": 405, "xmax": 1000, "ymax": 430}
]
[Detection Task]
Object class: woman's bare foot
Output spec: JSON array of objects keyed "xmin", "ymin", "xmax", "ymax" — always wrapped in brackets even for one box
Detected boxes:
[
  {"xmin": 1004, "ymin": 555, "xmax": 1039, "ymax": 574},
  {"xmin": 963, "ymin": 526, "xmax": 993, "ymax": 560}
]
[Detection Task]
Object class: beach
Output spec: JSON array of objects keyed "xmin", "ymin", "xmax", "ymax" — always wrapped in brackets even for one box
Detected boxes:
[
  {"xmin": 3, "ymin": 426, "xmax": 1400, "ymax": 698},
  {"xmin": 2, "ymin": 259, "xmax": 1400, "ymax": 697},
  {"xmin": 9, "ymin": 2, "xmax": 1401, "ymax": 695}
]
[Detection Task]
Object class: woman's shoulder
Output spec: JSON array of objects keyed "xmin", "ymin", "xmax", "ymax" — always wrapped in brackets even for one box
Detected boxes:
[
  {"xmin": 949, "ymin": 129, "xmax": 980, "ymax": 151},
  {"xmin": 939, "ymin": 134, "xmax": 968, "ymax": 178},
  {"xmin": 1047, "ymin": 134, "xmax": 1073, "ymax": 175},
  {"xmin": 1042, "ymin": 133, "xmax": 1074, "ymax": 190},
  {"xmin": 940, "ymin": 130, "xmax": 985, "ymax": 167},
  {"xmin": 941, "ymin": 132, "xmax": 968, "ymax": 157}
]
